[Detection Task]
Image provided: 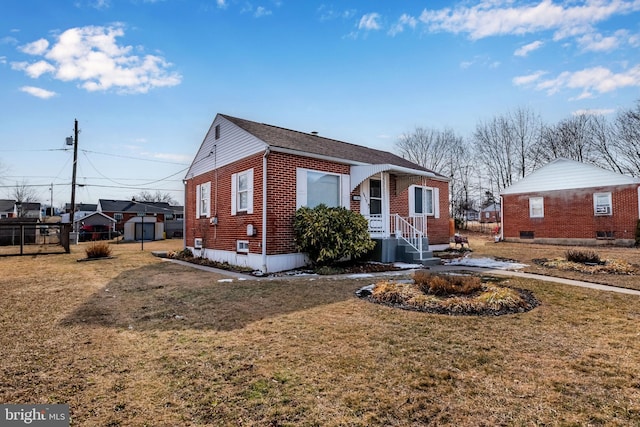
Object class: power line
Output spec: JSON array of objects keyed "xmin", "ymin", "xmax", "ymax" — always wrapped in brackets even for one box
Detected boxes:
[{"xmin": 80, "ymin": 148, "xmax": 190, "ymax": 165}]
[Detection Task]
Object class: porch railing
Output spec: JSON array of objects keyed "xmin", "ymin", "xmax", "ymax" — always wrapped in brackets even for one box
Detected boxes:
[
  {"xmin": 364, "ymin": 214, "xmax": 427, "ymax": 256},
  {"xmin": 394, "ymin": 214, "xmax": 423, "ymax": 256}
]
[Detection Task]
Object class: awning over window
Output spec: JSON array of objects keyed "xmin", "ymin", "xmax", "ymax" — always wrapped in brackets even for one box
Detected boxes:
[{"xmin": 350, "ymin": 164, "xmax": 435, "ymax": 194}]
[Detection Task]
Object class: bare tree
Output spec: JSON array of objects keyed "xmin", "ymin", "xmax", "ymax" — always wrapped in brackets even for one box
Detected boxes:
[
  {"xmin": 134, "ymin": 190, "xmax": 178, "ymax": 205},
  {"xmin": 532, "ymin": 114, "xmax": 599, "ymax": 165},
  {"xmin": 474, "ymin": 107, "xmax": 542, "ymax": 194},
  {"xmin": 396, "ymin": 126, "xmax": 457, "ymax": 173},
  {"xmin": 613, "ymin": 100, "xmax": 640, "ymax": 176},
  {"xmin": 10, "ymin": 180, "xmax": 39, "ymax": 203}
]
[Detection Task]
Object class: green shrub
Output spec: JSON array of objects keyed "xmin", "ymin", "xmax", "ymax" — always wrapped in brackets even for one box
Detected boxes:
[
  {"xmin": 85, "ymin": 241, "xmax": 112, "ymax": 259},
  {"xmin": 565, "ymin": 249, "xmax": 601, "ymax": 264},
  {"xmin": 293, "ymin": 204, "xmax": 376, "ymax": 266}
]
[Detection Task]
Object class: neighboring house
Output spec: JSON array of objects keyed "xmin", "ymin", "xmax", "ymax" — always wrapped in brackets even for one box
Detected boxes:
[
  {"xmin": 184, "ymin": 114, "xmax": 451, "ymax": 274},
  {"xmin": 500, "ymin": 158, "xmax": 640, "ymax": 246},
  {"xmin": 65, "ymin": 203, "xmax": 98, "ymax": 222},
  {"xmin": 98, "ymin": 199, "xmax": 171, "ymax": 241},
  {"xmin": 74, "ymin": 212, "xmax": 117, "ymax": 241},
  {"xmin": 165, "ymin": 205, "xmax": 184, "ymax": 238},
  {"xmin": 16, "ymin": 202, "xmax": 42, "ymax": 220},
  {"xmin": 464, "ymin": 208, "xmax": 479, "ymax": 222},
  {"xmin": 480, "ymin": 203, "xmax": 501, "ymax": 223},
  {"xmin": 0, "ymin": 200, "xmax": 17, "ymax": 219}
]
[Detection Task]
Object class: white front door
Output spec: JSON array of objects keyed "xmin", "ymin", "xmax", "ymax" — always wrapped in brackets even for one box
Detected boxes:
[{"xmin": 360, "ymin": 175, "xmax": 389, "ymax": 236}]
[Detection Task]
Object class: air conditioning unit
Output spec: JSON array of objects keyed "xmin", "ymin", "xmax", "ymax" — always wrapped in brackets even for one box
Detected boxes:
[
  {"xmin": 194, "ymin": 238, "xmax": 203, "ymax": 249},
  {"xmin": 595, "ymin": 206, "xmax": 611, "ymax": 215}
]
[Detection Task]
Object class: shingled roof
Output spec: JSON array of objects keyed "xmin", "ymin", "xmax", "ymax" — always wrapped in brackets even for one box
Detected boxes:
[{"xmin": 220, "ymin": 115, "xmax": 445, "ymax": 177}]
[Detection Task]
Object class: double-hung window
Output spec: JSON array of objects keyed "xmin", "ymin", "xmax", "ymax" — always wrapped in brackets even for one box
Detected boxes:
[
  {"xmin": 409, "ymin": 185, "xmax": 439, "ymax": 217},
  {"xmin": 529, "ymin": 197, "xmax": 544, "ymax": 218},
  {"xmin": 196, "ymin": 181, "xmax": 211, "ymax": 218},
  {"xmin": 594, "ymin": 192, "xmax": 612, "ymax": 216},
  {"xmin": 231, "ymin": 169, "xmax": 254, "ymax": 215}
]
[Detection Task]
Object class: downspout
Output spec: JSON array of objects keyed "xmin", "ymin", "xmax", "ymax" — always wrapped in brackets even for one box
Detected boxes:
[
  {"xmin": 261, "ymin": 147, "xmax": 270, "ymax": 273},
  {"xmin": 182, "ymin": 179, "xmax": 188, "ymax": 250},
  {"xmin": 499, "ymin": 195, "xmax": 504, "ymax": 242}
]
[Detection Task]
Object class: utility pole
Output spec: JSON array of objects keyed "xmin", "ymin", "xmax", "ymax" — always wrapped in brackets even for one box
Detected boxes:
[
  {"xmin": 49, "ymin": 183, "xmax": 53, "ymax": 216},
  {"xmin": 70, "ymin": 119, "xmax": 79, "ymax": 234}
]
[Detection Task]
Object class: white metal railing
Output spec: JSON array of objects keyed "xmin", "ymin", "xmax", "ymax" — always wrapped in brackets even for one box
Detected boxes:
[
  {"xmin": 394, "ymin": 214, "xmax": 424, "ymax": 256},
  {"xmin": 363, "ymin": 214, "xmax": 427, "ymax": 256}
]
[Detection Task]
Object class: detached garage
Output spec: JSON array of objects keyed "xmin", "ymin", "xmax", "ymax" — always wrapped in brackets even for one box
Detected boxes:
[{"xmin": 500, "ymin": 158, "xmax": 640, "ymax": 246}]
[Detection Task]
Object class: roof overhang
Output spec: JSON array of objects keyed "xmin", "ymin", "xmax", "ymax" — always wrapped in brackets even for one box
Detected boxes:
[{"xmin": 350, "ymin": 164, "xmax": 436, "ymax": 193}]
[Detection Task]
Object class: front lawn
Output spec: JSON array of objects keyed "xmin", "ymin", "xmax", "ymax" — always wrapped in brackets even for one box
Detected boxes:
[{"xmin": 0, "ymin": 240, "xmax": 639, "ymax": 425}]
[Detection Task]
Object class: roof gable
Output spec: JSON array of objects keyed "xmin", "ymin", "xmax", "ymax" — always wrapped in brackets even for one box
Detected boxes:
[{"xmin": 502, "ymin": 158, "xmax": 640, "ymax": 195}]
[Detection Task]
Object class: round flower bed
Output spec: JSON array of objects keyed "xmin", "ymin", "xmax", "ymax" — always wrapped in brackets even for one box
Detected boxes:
[{"xmin": 358, "ymin": 271, "xmax": 539, "ymax": 316}]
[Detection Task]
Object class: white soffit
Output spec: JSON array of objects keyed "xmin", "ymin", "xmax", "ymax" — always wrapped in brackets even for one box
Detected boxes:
[
  {"xmin": 502, "ymin": 158, "xmax": 640, "ymax": 195},
  {"xmin": 350, "ymin": 164, "xmax": 434, "ymax": 192}
]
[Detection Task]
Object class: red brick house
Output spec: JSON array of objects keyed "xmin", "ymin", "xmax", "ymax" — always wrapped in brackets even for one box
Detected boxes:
[
  {"xmin": 184, "ymin": 114, "xmax": 451, "ymax": 273},
  {"xmin": 500, "ymin": 158, "xmax": 640, "ymax": 246}
]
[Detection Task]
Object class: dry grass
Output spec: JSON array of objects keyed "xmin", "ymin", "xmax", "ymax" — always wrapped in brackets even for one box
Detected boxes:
[
  {"xmin": 1, "ymin": 239, "xmax": 640, "ymax": 425},
  {"xmin": 463, "ymin": 232, "xmax": 640, "ymax": 291}
]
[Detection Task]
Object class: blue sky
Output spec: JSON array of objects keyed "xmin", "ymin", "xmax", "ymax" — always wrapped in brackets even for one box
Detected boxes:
[{"xmin": 1, "ymin": 0, "xmax": 639, "ymax": 207}]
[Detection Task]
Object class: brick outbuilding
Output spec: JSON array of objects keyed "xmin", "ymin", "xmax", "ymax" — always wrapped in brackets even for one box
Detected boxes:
[
  {"xmin": 184, "ymin": 114, "xmax": 451, "ymax": 273},
  {"xmin": 500, "ymin": 158, "xmax": 640, "ymax": 246}
]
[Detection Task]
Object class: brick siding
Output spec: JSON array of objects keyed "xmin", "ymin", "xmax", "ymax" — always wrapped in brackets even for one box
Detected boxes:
[{"xmin": 502, "ymin": 184, "xmax": 639, "ymax": 244}]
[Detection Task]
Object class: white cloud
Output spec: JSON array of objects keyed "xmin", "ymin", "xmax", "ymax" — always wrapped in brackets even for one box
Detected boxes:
[
  {"xmin": 358, "ymin": 13, "xmax": 382, "ymax": 31},
  {"xmin": 513, "ymin": 70, "xmax": 547, "ymax": 86},
  {"xmin": 388, "ymin": 14, "xmax": 417, "ymax": 36},
  {"xmin": 318, "ymin": 6, "xmax": 356, "ymax": 22},
  {"xmin": 216, "ymin": 0, "xmax": 227, "ymax": 9},
  {"xmin": 254, "ymin": 6, "xmax": 272, "ymax": 18},
  {"xmin": 20, "ymin": 38, "xmax": 49, "ymax": 55},
  {"xmin": 20, "ymin": 86, "xmax": 57, "ymax": 99},
  {"xmin": 514, "ymin": 40, "xmax": 543, "ymax": 57},
  {"xmin": 12, "ymin": 25, "xmax": 181, "ymax": 94},
  {"xmin": 0, "ymin": 56, "xmax": 6, "ymax": 64},
  {"xmin": 577, "ymin": 32, "xmax": 620, "ymax": 52},
  {"xmin": 419, "ymin": 0, "xmax": 640, "ymax": 41},
  {"xmin": 526, "ymin": 65, "xmax": 640, "ymax": 97}
]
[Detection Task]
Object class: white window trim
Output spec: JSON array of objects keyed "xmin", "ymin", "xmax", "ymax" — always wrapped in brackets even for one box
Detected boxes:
[
  {"xmin": 409, "ymin": 185, "xmax": 439, "ymax": 218},
  {"xmin": 529, "ymin": 197, "xmax": 544, "ymax": 218},
  {"xmin": 593, "ymin": 192, "xmax": 612, "ymax": 216},
  {"xmin": 196, "ymin": 182, "xmax": 211, "ymax": 219},
  {"xmin": 231, "ymin": 169, "xmax": 254, "ymax": 215},
  {"xmin": 296, "ymin": 168, "xmax": 350, "ymax": 209},
  {"xmin": 237, "ymin": 240, "xmax": 249, "ymax": 253}
]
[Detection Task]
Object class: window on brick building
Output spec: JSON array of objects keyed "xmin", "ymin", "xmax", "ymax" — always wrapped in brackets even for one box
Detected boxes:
[
  {"xmin": 296, "ymin": 168, "xmax": 350, "ymax": 208},
  {"xmin": 593, "ymin": 192, "xmax": 612, "ymax": 216},
  {"xmin": 409, "ymin": 185, "xmax": 439, "ymax": 218},
  {"xmin": 529, "ymin": 197, "xmax": 544, "ymax": 218},
  {"xmin": 231, "ymin": 169, "xmax": 254, "ymax": 215},
  {"xmin": 196, "ymin": 182, "xmax": 211, "ymax": 218}
]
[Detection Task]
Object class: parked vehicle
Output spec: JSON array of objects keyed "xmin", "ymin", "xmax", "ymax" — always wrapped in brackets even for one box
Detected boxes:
[{"xmin": 79, "ymin": 224, "xmax": 119, "ymax": 241}]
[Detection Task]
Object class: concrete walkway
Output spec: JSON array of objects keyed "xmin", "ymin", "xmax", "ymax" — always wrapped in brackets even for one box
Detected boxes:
[{"xmin": 430, "ymin": 265, "xmax": 640, "ymax": 296}]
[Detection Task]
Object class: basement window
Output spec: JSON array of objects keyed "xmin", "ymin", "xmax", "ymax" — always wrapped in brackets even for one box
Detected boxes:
[
  {"xmin": 596, "ymin": 231, "xmax": 614, "ymax": 239},
  {"xmin": 520, "ymin": 231, "xmax": 534, "ymax": 239},
  {"xmin": 237, "ymin": 240, "xmax": 249, "ymax": 253}
]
